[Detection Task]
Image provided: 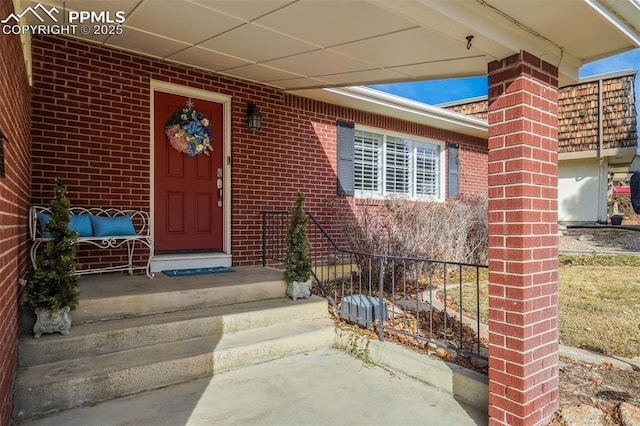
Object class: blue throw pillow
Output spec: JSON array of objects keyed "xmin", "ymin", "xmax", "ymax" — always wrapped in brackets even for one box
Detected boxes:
[
  {"xmin": 37, "ymin": 212, "xmax": 94, "ymax": 237},
  {"xmin": 90, "ymin": 215, "xmax": 136, "ymax": 237},
  {"xmin": 36, "ymin": 212, "xmax": 52, "ymax": 238},
  {"xmin": 70, "ymin": 215, "xmax": 93, "ymax": 237}
]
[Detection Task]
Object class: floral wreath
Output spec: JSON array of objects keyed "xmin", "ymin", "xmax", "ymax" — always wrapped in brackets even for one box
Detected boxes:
[{"xmin": 165, "ymin": 107, "xmax": 214, "ymax": 156}]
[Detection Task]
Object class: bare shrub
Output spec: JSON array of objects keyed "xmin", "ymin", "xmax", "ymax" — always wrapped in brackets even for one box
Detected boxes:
[{"xmin": 339, "ymin": 195, "xmax": 488, "ymax": 265}]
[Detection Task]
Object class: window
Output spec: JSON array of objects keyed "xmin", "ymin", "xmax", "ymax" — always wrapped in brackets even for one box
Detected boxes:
[
  {"xmin": 354, "ymin": 131, "xmax": 382, "ymax": 195},
  {"xmin": 415, "ymin": 144, "xmax": 440, "ymax": 197},
  {"xmin": 353, "ymin": 129, "xmax": 442, "ymax": 200}
]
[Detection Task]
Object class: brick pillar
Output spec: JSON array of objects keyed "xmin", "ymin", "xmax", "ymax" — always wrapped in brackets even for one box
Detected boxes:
[{"xmin": 487, "ymin": 51, "xmax": 559, "ymax": 426}]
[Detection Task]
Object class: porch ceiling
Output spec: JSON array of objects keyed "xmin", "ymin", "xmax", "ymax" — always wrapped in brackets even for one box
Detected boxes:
[{"xmin": 19, "ymin": 0, "xmax": 640, "ymax": 91}]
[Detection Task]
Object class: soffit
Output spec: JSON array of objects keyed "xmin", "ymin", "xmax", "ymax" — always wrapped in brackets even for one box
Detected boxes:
[{"xmin": 15, "ymin": 0, "xmax": 640, "ymax": 91}]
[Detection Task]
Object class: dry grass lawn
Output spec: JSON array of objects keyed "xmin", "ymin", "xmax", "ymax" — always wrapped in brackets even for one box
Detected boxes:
[
  {"xmin": 559, "ymin": 265, "xmax": 640, "ymax": 358},
  {"xmin": 442, "ymin": 258, "xmax": 640, "ymax": 358}
]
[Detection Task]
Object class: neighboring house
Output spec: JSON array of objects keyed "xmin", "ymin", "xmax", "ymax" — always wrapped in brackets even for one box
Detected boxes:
[
  {"xmin": 558, "ymin": 72, "xmax": 637, "ymax": 222},
  {"xmin": 444, "ymin": 71, "xmax": 639, "ymax": 223},
  {"xmin": 1, "ymin": 1, "xmax": 638, "ymax": 425}
]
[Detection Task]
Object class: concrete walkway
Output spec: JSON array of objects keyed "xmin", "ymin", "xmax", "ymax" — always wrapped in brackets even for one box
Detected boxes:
[{"xmin": 19, "ymin": 348, "xmax": 487, "ymax": 426}]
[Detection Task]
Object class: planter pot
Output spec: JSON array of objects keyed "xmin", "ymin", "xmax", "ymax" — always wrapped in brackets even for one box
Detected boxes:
[
  {"xmin": 610, "ymin": 215, "xmax": 623, "ymax": 226},
  {"xmin": 33, "ymin": 306, "xmax": 72, "ymax": 338},
  {"xmin": 286, "ymin": 280, "xmax": 312, "ymax": 301}
]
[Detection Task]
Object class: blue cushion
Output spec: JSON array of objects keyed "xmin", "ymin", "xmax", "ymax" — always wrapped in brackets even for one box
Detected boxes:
[
  {"xmin": 36, "ymin": 212, "xmax": 52, "ymax": 237},
  {"xmin": 37, "ymin": 212, "xmax": 94, "ymax": 237},
  {"xmin": 90, "ymin": 215, "xmax": 136, "ymax": 237},
  {"xmin": 70, "ymin": 215, "xmax": 93, "ymax": 237}
]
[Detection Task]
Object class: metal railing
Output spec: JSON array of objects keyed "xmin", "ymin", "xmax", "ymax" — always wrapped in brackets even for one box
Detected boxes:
[{"xmin": 261, "ymin": 211, "xmax": 489, "ymax": 361}]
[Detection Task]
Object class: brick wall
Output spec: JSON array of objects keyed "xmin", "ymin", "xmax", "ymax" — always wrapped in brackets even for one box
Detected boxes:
[
  {"xmin": 0, "ymin": 0, "xmax": 32, "ymax": 422},
  {"xmin": 459, "ymin": 139, "xmax": 488, "ymax": 194},
  {"xmin": 487, "ymin": 51, "xmax": 559, "ymax": 426},
  {"xmin": 31, "ymin": 35, "xmax": 487, "ymax": 267}
]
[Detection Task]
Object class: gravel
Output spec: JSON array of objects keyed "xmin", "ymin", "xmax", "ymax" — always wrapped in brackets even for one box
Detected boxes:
[{"xmin": 559, "ymin": 228, "xmax": 640, "ymax": 254}]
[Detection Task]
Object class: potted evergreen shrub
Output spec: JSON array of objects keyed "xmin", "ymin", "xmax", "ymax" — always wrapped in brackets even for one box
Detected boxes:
[
  {"xmin": 25, "ymin": 178, "xmax": 80, "ymax": 338},
  {"xmin": 284, "ymin": 192, "xmax": 313, "ymax": 300}
]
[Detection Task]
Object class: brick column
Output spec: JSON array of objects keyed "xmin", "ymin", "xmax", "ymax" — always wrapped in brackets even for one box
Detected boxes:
[{"xmin": 487, "ymin": 51, "xmax": 559, "ymax": 426}]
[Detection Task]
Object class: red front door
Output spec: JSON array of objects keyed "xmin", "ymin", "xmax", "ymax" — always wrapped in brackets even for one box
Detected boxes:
[{"xmin": 154, "ymin": 92, "xmax": 224, "ymax": 252}]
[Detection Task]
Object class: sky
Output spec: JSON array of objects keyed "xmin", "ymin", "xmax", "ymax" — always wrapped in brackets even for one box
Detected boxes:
[{"xmin": 370, "ymin": 48, "xmax": 640, "ymax": 106}]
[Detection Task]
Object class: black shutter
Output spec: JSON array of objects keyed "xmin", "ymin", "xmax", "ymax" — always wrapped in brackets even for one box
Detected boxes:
[
  {"xmin": 447, "ymin": 144, "xmax": 459, "ymax": 198},
  {"xmin": 336, "ymin": 120, "xmax": 355, "ymax": 196}
]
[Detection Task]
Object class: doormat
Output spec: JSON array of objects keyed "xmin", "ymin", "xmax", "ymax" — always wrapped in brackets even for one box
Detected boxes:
[{"xmin": 162, "ymin": 266, "xmax": 236, "ymax": 277}]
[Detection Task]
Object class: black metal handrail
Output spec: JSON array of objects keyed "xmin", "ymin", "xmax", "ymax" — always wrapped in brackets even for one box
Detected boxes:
[{"xmin": 261, "ymin": 210, "xmax": 489, "ymax": 361}]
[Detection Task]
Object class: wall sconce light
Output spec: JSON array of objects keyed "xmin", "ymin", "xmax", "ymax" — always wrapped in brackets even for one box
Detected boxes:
[{"xmin": 246, "ymin": 102, "xmax": 262, "ymax": 131}]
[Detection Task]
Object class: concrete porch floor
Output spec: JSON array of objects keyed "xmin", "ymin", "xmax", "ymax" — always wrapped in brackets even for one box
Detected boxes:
[
  {"xmin": 19, "ymin": 347, "xmax": 487, "ymax": 426},
  {"xmin": 77, "ymin": 265, "xmax": 286, "ymax": 299},
  {"xmin": 17, "ymin": 266, "xmax": 488, "ymax": 425},
  {"xmin": 19, "ymin": 265, "xmax": 288, "ymax": 329}
]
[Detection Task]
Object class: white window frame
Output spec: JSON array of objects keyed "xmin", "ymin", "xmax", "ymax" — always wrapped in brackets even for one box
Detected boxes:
[{"xmin": 353, "ymin": 125, "xmax": 446, "ymax": 201}]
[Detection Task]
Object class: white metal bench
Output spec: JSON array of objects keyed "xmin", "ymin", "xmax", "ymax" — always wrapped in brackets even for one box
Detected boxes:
[{"xmin": 29, "ymin": 206, "xmax": 154, "ymax": 278}]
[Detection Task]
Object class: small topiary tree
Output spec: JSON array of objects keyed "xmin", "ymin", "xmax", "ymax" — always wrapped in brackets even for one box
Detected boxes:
[
  {"xmin": 25, "ymin": 178, "xmax": 80, "ymax": 313},
  {"xmin": 284, "ymin": 192, "xmax": 312, "ymax": 300},
  {"xmin": 284, "ymin": 192, "xmax": 312, "ymax": 283}
]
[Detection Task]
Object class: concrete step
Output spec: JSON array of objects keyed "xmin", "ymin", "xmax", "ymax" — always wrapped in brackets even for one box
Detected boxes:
[
  {"xmin": 13, "ymin": 319, "xmax": 335, "ymax": 420},
  {"xmin": 72, "ymin": 278, "xmax": 287, "ymax": 324},
  {"xmin": 13, "ymin": 268, "xmax": 337, "ymax": 421},
  {"xmin": 19, "ymin": 296, "xmax": 329, "ymax": 367}
]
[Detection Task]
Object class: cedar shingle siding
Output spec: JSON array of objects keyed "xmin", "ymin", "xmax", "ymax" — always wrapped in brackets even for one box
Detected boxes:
[
  {"xmin": 446, "ymin": 101, "xmax": 488, "ymax": 120},
  {"xmin": 558, "ymin": 74, "xmax": 636, "ymax": 152},
  {"xmin": 445, "ymin": 72, "xmax": 638, "ymax": 153}
]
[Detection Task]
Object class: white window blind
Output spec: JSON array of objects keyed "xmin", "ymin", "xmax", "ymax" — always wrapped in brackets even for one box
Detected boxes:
[
  {"xmin": 415, "ymin": 144, "xmax": 439, "ymax": 198},
  {"xmin": 354, "ymin": 131, "xmax": 382, "ymax": 196},
  {"xmin": 385, "ymin": 137, "xmax": 410, "ymax": 194},
  {"xmin": 354, "ymin": 129, "xmax": 442, "ymax": 200}
]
